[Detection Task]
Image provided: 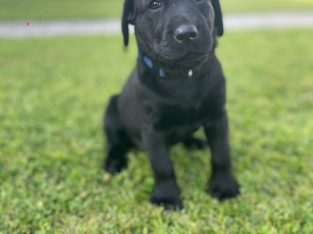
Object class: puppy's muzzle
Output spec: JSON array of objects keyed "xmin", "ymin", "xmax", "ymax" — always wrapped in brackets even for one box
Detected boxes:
[{"xmin": 174, "ymin": 24, "xmax": 199, "ymax": 43}]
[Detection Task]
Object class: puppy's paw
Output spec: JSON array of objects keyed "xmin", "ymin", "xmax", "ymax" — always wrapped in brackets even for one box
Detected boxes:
[
  {"xmin": 150, "ymin": 193, "xmax": 183, "ymax": 210},
  {"xmin": 209, "ymin": 172, "xmax": 240, "ymax": 200},
  {"xmin": 150, "ymin": 180, "xmax": 183, "ymax": 210},
  {"xmin": 103, "ymin": 157, "xmax": 127, "ymax": 175}
]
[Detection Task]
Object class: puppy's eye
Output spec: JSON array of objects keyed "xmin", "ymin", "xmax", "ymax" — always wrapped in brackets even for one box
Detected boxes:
[{"xmin": 149, "ymin": 0, "xmax": 162, "ymax": 10}]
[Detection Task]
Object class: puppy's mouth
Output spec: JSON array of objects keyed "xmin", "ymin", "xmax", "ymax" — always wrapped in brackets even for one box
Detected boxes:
[
  {"xmin": 156, "ymin": 40, "xmax": 213, "ymax": 65},
  {"xmin": 158, "ymin": 51, "xmax": 210, "ymax": 66}
]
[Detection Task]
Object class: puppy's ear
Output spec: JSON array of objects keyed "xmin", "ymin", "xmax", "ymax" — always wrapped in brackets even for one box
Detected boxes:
[
  {"xmin": 212, "ymin": 0, "xmax": 224, "ymax": 37},
  {"xmin": 122, "ymin": 0, "xmax": 135, "ymax": 47}
]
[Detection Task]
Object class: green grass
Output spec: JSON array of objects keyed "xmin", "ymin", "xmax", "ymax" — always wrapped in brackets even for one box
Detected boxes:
[
  {"xmin": 0, "ymin": 30, "xmax": 313, "ymax": 233},
  {"xmin": 0, "ymin": 0, "xmax": 123, "ymax": 21},
  {"xmin": 1, "ymin": 0, "xmax": 313, "ymax": 20},
  {"xmin": 223, "ymin": 0, "xmax": 313, "ymax": 12}
]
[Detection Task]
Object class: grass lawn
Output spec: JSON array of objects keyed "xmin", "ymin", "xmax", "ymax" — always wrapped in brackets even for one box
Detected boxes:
[
  {"xmin": 1, "ymin": 30, "xmax": 313, "ymax": 233},
  {"xmin": 0, "ymin": 0, "xmax": 313, "ymax": 20}
]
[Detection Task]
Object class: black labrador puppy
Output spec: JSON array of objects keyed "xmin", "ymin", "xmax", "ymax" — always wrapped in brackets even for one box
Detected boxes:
[{"xmin": 103, "ymin": 0, "xmax": 240, "ymax": 209}]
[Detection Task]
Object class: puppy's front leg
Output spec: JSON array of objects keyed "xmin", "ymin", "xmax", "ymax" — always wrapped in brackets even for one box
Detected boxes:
[
  {"xmin": 142, "ymin": 127, "xmax": 183, "ymax": 209},
  {"xmin": 204, "ymin": 110, "xmax": 240, "ymax": 200}
]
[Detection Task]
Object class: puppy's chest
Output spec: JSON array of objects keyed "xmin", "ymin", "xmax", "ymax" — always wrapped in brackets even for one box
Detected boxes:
[{"xmin": 151, "ymin": 101, "xmax": 220, "ymax": 132}]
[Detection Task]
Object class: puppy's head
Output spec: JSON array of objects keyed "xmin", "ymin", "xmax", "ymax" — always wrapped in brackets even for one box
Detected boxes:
[{"xmin": 122, "ymin": 0, "xmax": 224, "ymax": 64}]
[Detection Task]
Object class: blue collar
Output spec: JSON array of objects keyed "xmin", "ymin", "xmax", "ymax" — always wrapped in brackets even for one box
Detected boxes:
[
  {"xmin": 138, "ymin": 51, "xmax": 194, "ymax": 79},
  {"xmin": 139, "ymin": 51, "xmax": 166, "ymax": 78}
]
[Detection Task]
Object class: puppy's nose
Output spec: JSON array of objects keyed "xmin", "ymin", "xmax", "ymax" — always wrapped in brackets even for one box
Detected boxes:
[{"xmin": 174, "ymin": 24, "xmax": 199, "ymax": 43}]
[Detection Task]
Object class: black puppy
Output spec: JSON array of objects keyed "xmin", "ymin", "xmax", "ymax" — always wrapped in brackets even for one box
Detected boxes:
[{"xmin": 103, "ymin": 0, "xmax": 240, "ymax": 209}]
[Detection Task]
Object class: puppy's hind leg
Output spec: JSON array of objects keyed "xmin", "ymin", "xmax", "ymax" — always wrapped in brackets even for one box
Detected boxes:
[{"xmin": 103, "ymin": 95, "xmax": 132, "ymax": 175}]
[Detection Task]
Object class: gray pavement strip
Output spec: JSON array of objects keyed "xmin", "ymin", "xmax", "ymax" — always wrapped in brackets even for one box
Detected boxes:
[{"xmin": 0, "ymin": 12, "xmax": 313, "ymax": 38}]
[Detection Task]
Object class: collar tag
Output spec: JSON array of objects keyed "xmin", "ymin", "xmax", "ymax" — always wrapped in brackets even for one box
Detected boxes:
[{"xmin": 188, "ymin": 69, "xmax": 193, "ymax": 78}]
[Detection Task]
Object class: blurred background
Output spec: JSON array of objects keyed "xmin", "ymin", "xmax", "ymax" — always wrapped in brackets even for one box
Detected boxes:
[
  {"xmin": 1, "ymin": 0, "xmax": 313, "ymax": 20},
  {"xmin": 1, "ymin": 0, "xmax": 313, "ymax": 233}
]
